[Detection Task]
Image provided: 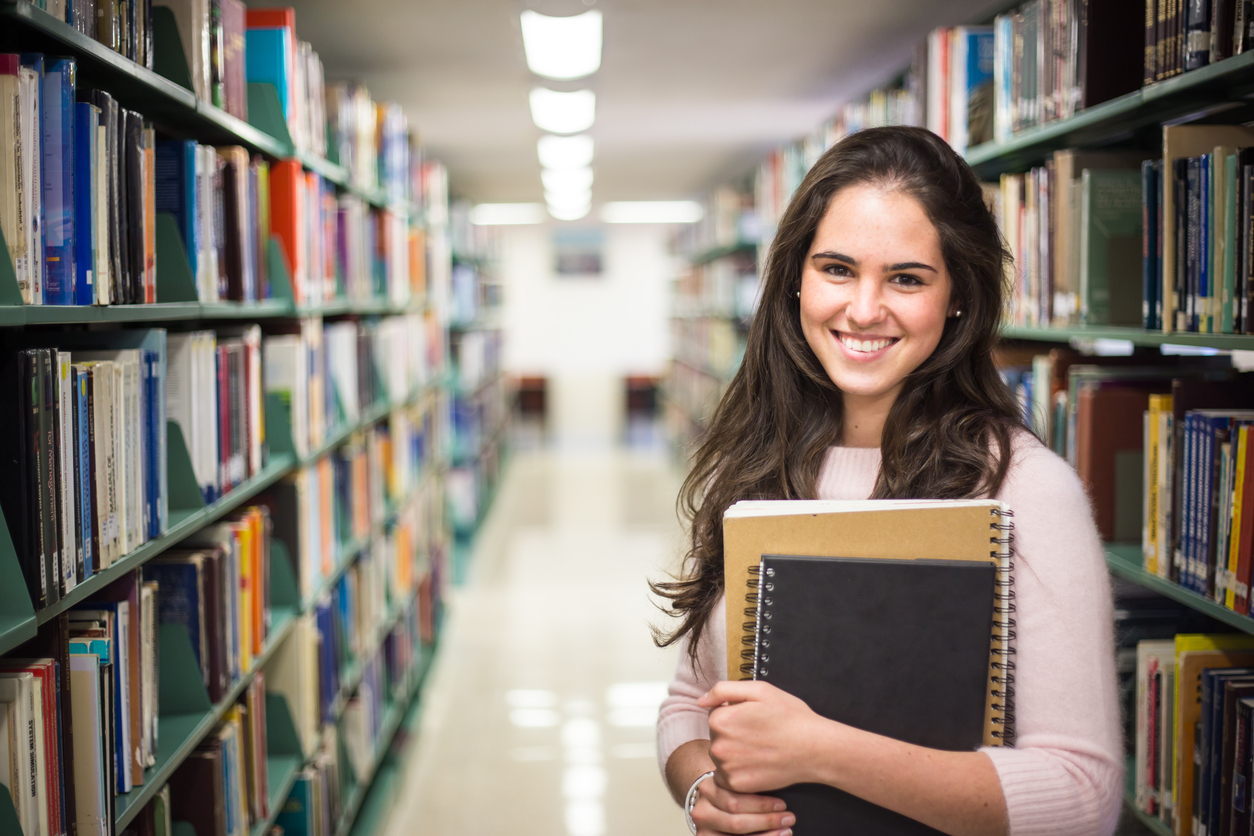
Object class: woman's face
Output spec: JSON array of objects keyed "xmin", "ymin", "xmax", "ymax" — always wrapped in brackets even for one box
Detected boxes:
[{"xmin": 799, "ymin": 183, "xmax": 953, "ymax": 412}]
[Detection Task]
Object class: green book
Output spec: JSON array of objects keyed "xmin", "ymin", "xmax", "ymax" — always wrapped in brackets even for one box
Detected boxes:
[
  {"xmin": 1224, "ymin": 152, "xmax": 1239, "ymax": 334},
  {"xmin": 1080, "ymin": 169, "xmax": 1144, "ymax": 326}
]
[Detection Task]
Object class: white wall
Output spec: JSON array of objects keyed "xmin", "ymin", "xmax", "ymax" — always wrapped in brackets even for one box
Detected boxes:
[{"xmin": 500, "ymin": 222, "xmax": 677, "ymax": 447}]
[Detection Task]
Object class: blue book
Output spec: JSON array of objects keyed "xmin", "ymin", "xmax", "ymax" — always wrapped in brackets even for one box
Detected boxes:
[
  {"xmin": 144, "ymin": 557, "xmax": 209, "ymax": 687},
  {"xmin": 154, "ymin": 140, "xmax": 198, "ymax": 280},
  {"xmin": 1188, "ymin": 158, "xmax": 1201, "ymax": 331},
  {"xmin": 244, "ymin": 28, "xmax": 291, "ymax": 121},
  {"xmin": 1202, "ymin": 154, "xmax": 1212, "ymax": 332},
  {"xmin": 73, "ymin": 366, "xmax": 93, "ymax": 579},
  {"xmin": 1183, "ymin": 413, "xmax": 1197, "ymax": 590},
  {"xmin": 41, "ymin": 58, "xmax": 74, "ymax": 305},
  {"xmin": 142, "ymin": 349, "xmax": 160, "ymax": 540},
  {"xmin": 73, "ymin": 101, "xmax": 97, "ymax": 306},
  {"xmin": 275, "ymin": 773, "xmax": 315, "ymax": 836}
]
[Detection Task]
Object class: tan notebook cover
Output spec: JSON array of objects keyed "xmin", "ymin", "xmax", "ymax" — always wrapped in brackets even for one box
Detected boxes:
[{"xmin": 723, "ymin": 499, "xmax": 1014, "ymax": 747}]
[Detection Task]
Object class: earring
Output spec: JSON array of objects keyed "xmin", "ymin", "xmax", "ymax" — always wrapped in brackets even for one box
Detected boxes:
[
  {"xmin": 795, "ymin": 290, "xmax": 800, "ymax": 298},
  {"xmin": 953, "ymin": 309, "xmax": 963, "ymax": 317}
]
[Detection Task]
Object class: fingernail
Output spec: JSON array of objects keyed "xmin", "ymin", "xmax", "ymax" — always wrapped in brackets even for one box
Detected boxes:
[
  {"xmin": 781, "ymin": 830, "xmax": 792, "ymax": 836},
  {"xmin": 783, "ymin": 814, "xmax": 796, "ymax": 827}
]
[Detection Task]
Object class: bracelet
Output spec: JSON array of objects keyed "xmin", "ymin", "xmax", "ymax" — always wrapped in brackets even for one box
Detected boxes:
[{"xmin": 684, "ymin": 771, "xmax": 716, "ymax": 835}]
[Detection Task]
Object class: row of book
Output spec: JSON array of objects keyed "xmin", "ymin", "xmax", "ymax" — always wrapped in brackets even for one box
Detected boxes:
[
  {"xmin": 0, "ymin": 333, "xmax": 168, "ymax": 611},
  {"xmin": 1143, "ymin": 0, "xmax": 1254, "ymax": 86},
  {"xmin": 265, "ymin": 401, "xmax": 438, "ymax": 605},
  {"xmin": 0, "ymin": 498, "xmax": 272, "ymax": 836},
  {"xmin": 0, "ymin": 58, "xmax": 163, "ymax": 306},
  {"xmin": 995, "ymin": 150, "xmax": 1144, "ymax": 328},
  {"xmin": 167, "ymin": 326, "xmax": 265, "ymax": 507},
  {"xmin": 52, "ymin": 0, "xmax": 154, "ymax": 69},
  {"xmin": 0, "ymin": 58, "xmax": 428, "ymax": 310},
  {"xmin": 1131, "ymin": 633, "xmax": 1254, "ymax": 836},
  {"xmin": 259, "ymin": 314, "xmax": 435, "ymax": 464}
]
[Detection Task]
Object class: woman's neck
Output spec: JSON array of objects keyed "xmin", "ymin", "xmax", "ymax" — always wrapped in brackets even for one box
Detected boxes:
[{"xmin": 840, "ymin": 388, "xmax": 900, "ymax": 448}]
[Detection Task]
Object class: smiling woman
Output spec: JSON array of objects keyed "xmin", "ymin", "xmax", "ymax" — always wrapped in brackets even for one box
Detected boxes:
[{"xmin": 651, "ymin": 126, "xmax": 1123, "ymax": 836}]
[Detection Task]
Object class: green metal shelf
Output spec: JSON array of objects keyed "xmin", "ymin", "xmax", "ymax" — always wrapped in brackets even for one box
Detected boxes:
[
  {"xmin": 690, "ymin": 240, "xmax": 758, "ymax": 266},
  {"xmin": 0, "ymin": 296, "xmax": 427, "ymax": 327},
  {"xmin": 965, "ymin": 49, "xmax": 1254, "ymax": 178},
  {"xmin": 113, "ymin": 605, "xmax": 299, "ymax": 830},
  {"xmin": 1001, "ymin": 324, "xmax": 1254, "ymax": 351},
  {"xmin": 29, "ymin": 452, "xmax": 296, "ymax": 633},
  {"xmin": 1104, "ymin": 544, "xmax": 1254, "ymax": 636}
]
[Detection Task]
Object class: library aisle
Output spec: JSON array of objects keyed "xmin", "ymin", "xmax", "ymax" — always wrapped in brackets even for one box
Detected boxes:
[{"xmin": 381, "ymin": 447, "xmax": 687, "ymax": 835}]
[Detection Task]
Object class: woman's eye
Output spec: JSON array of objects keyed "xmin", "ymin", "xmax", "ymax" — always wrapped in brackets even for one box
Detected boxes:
[
  {"xmin": 824, "ymin": 264, "xmax": 852, "ymax": 277},
  {"xmin": 892, "ymin": 273, "xmax": 923, "ymax": 287}
]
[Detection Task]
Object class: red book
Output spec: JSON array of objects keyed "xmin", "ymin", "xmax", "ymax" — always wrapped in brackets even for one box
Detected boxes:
[
  {"xmin": 268, "ymin": 159, "xmax": 303, "ymax": 304},
  {"xmin": 1075, "ymin": 384, "xmax": 1153, "ymax": 542}
]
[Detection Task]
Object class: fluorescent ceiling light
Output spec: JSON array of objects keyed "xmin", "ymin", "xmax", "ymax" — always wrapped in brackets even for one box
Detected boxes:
[
  {"xmin": 548, "ymin": 203, "xmax": 591, "ymax": 221},
  {"xmin": 520, "ymin": 9, "xmax": 602, "ymax": 80},
  {"xmin": 546, "ymin": 189, "xmax": 592, "ymax": 210},
  {"xmin": 538, "ymin": 134, "xmax": 594, "ymax": 170},
  {"xmin": 600, "ymin": 201, "xmax": 705, "ymax": 224},
  {"xmin": 530, "ymin": 88, "xmax": 595, "ymax": 134},
  {"xmin": 541, "ymin": 166, "xmax": 593, "ymax": 195},
  {"xmin": 469, "ymin": 203, "xmax": 546, "ymax": 225}
]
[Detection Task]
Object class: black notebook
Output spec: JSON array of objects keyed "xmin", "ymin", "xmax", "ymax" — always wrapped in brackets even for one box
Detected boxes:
[{"xmin": 750, "ymin": 553, "xmax": 1004, "ymax": 835}]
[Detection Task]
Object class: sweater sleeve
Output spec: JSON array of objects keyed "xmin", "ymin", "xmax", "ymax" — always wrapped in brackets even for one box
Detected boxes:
[
  {"xmin": 656, "ymin": 593, "xmax": 727, "ymax": 779},
  {"xmin": 981, "ymin": 436, "xmax": 1124, "ymax": 836}
]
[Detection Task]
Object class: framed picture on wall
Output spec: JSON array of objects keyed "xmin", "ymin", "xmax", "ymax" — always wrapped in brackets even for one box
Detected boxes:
[{"xmin": 553, "ymin": 228, "xmax": 604, "ymax": 277}]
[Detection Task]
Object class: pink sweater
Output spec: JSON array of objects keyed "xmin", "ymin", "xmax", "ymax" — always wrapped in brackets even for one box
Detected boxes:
[{"xmin": 657, "ymin": 434, "xmax": 1124, "ymax": 836}]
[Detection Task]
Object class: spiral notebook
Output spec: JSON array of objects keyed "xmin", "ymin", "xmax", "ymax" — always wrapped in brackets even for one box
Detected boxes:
[{"xmin": 722, "ymin": 499, "xmax": 1016, "ymax": 834}]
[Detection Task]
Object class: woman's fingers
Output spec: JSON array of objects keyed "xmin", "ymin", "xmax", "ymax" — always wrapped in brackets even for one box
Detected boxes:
[{"xmin": 692, "ymin": 781, "xmax": 794, "ymax": 835}]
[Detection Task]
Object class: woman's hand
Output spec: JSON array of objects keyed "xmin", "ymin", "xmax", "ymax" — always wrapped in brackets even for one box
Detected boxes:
[
  {"xmin": 689, "ymin": 776, "xmax": 795, "ymax": 836},
  {"xmin": 698, "ymin": 680, "xmax": 833, "ymax": 795}
]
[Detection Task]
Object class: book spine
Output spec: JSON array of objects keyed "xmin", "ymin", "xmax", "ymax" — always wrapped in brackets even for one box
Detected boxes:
[
  {"xmin": 73, "ymin": 102, "xmax": 95, "ymax": 306},
  {"xmin": 1225, "ymin": 154, "xmax": 1238, "ymax": 334},
  {"xmin": 1183, "ymin": 412, "xmax": 1196, "ymax": 590},
  {"xmin": 38, "ymin": 352, "xmax": 59, "ymax": 606},
  {"xmin": 1189, "ymin": 157, "xmax": 1201, "ymax": 331},
  {"xmin": 1148, "ymin": 0, "xmax": 1160, "ymax": 85},
  {"xmin": 74, "ymin": 368, "xmax": 92, "ymax": 580},
  {"xmin": 55, "ymin": 353, "xmax": 76, "ymax": 595},
  {"xmin": 1202, "ymin": 153, "xmax": 1212, "ymax": 332},
  {"xmin": 1146, "ymin": 160, "xmax": 1161, "ymax": 329},
  {"xmin": 1178, "ymin": 158, "xmax": 1190, "ymax": 331},
  {"xmin": 43, "ymin": 59, "xmax": 75, "ymax": 306}
]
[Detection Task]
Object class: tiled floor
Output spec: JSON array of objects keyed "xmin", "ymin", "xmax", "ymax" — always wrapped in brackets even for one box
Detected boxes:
[{"xmin": 382, "ymin": 447, "xmax": 690, "ymax": 835}]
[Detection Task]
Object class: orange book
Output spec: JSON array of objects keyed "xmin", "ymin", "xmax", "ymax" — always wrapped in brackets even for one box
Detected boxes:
[
  {"xmin": 409, "ymin": 227, "xmax": 427, "ymax": 298},
  {"xmin": 269, "ymin": 159, "xmax": 304, "ymax": 303}
]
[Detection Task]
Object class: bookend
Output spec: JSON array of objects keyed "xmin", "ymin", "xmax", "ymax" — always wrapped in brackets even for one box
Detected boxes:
[
  {"xmin": 265, "ymin": 692, "xmax": 304, "ymax": 760},
  {"xmin": 0, "ymin": 507, "xmax": 37, "ymax": 656},
  {"xmin": 268, "ymin": 538, "xmax": 301, "ymax": 612},
  {"xmin": 171, "ymin": 823, "xmax": 198, "ymax": 836},
  {"xmin": 151, "ymin": 7, "xmax": 195, "ymax": 92},
  {"xmin": 0, "ymin": 226, "xmax": 27, "ymax": 306},
  {"xmin": 0, "ymin": 789, "xmax": 20, "ymax": 835},
  {"xmin": 325, "ymin": 123, "xmax": 340, "ymax": 166},
  {"xmin": 155, "ymin": 213, "xmax": 200, "ymax": 303},
  {"xmin": 266, "ymin": 236, "xmax": 296, "ymax": 307},
  {"xmin": 166, "ymin": 422, "xmax": 208, "ymax": 514},
  {"xmin": 265, "ymin": 392, "xmax": 298, "ymax": 460},
  {"xmin": 158, "ymin": 623, "xmax": 213, "ymax": 717},
  {"xmin": 247, "ymin": 82, "xmax": 294, "ymax": 151}
]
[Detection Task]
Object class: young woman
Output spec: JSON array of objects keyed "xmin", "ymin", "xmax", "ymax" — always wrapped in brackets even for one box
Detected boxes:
[{"xmin": 654, "ymin": 126, "xmax": 1122, "ymax": 836}]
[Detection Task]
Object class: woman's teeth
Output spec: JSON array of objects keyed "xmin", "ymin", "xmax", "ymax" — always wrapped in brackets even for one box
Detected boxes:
[{"xmin": 838, "ymin": 333, "xmax": 897, "ymax": 353}]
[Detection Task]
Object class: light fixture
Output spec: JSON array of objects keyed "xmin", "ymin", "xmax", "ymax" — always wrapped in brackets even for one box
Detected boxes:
[
  {"xmin": 546, "ymin": 189, "xmax": 592, "ymax": 210},
  {"xmin": 520, "ymin": 9, "xmax": 602, "ymax": 80},
  {"xmin": 547, "ymin": 200, "xmax": 591, "ymax": 221},
  {"xmin": 538, "ymin": 134, "xmax": 593, "ymax": 170},
  {"xmin": 530, "ymin": 88, "xmax": 595, "ymax": 134},
  {"xmin": 541, "ymin": 166, "xmax": 593, "ymax": 195},
  {"xmin": 600, "ymin": 201, "xmax": 705, "ymax": 224},
  {"xmin": 469, "ymin": 203, "xmax": 546, "ymax": 225}
]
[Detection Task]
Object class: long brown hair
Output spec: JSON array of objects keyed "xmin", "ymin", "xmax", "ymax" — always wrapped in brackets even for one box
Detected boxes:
[{"xmin": 653, "ymin": 126, "xmax": 1027, "ymax": 658}]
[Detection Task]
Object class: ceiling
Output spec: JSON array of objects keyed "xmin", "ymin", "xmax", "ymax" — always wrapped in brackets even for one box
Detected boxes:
[{"xmin": 264, "ymin": 0, "xmax": 1006, "ymax": 205}]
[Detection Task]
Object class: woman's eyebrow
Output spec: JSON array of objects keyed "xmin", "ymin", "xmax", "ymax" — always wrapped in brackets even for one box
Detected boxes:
[
  {"xmin": 810, "ymin": 251, "xmax": 857, "ymax": 265},
  {"xmin": 886, "ymin": 261, "xmax": 938, "ymax": 273}
]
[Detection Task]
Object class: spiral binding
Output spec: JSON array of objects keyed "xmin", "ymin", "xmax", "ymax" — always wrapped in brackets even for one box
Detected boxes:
[
  {"xmin": 989, "ymin": 507, "xmax": 1017, "ymax": 747},
  {"xmin": 736, "ymin": 507, "xmax": 1017, "ymax": 747}
]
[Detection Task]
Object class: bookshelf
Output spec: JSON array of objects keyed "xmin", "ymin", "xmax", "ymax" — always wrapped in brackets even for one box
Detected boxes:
[{"xmin": 0, "ymin": 1, "xmax": 455, "ymax": 835}]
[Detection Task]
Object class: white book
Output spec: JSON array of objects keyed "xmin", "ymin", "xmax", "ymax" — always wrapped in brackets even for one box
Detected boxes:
[
  {"xmin": 152, "ymin": 0, "xmax": 209, "ymax": 102},
  {"xmin": 0, "ymin": 674, "xmax": 38, "ymax": 836},
  {"xmin": 93, "ymin": 122, "xmax": 109, "ymax": 305},
  {"xmin": 56, "ymin": 352, "xmax": 78, "ymax": 594},
  {"xmin": 140, "ymin": 582, "xmax": 158, "ymax": 767},
  {"xmin": 68, "ymin": 654, "xmax": 106, "ymax": 836},
  {"xmin": 201, "ymin": 331, "xmax": 220, "ymax": 498},
  {"xmin": 0, "ymin": 700, "xmax": 12, "ymax": 826},
  {"xmin": 264, "ymin": 334, "xmax": 310, "ymax": 458},
  {"xmin": 0, "ymin": 67, "xmax": 20, "ymax": 301},
  {"xmin": 78, "ymin": 352, "xmax": 141, "ymax": 555},
  {"xmin": 85, "ymin": 361, "xmax": 119, "ymax": 567},
  {"xmin": 19, "ymin": 66, "xmax": 41, "ymax": 306}
]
